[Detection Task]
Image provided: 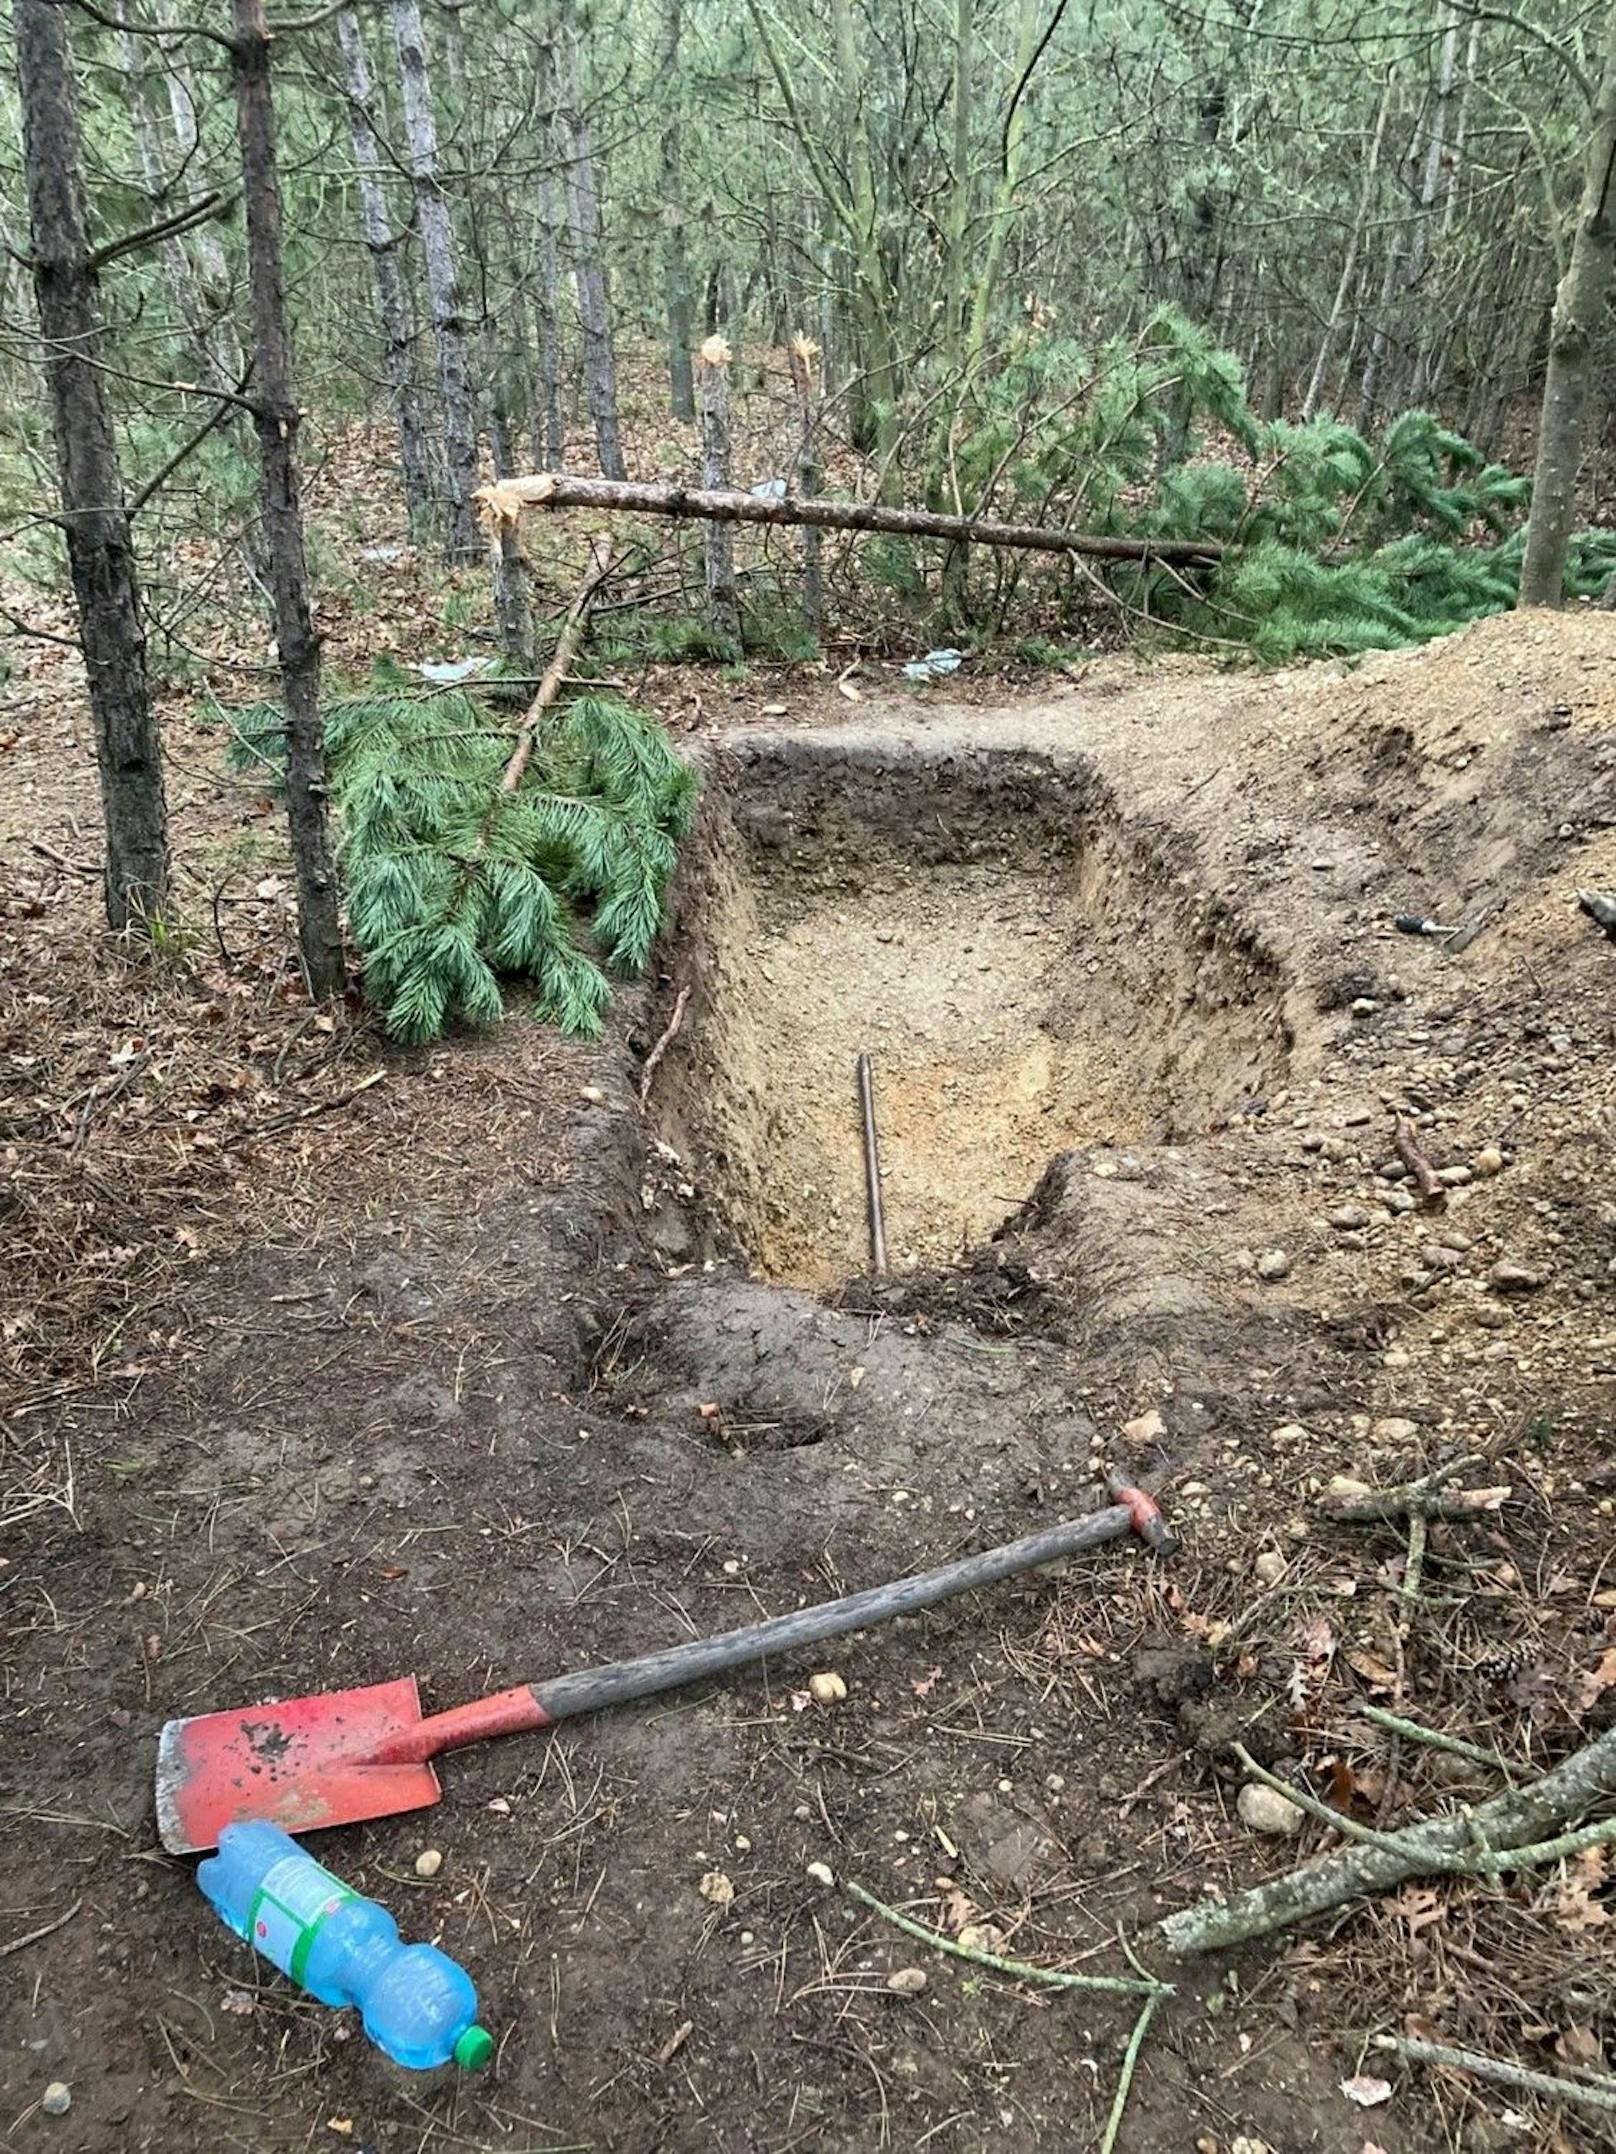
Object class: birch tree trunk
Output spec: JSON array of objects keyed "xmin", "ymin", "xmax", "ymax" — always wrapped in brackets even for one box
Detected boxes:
[
  {"xmin": 555, "ymin": 28, "xmax": 625, "ymax": 479},
  {"xmin": 119, "ymin": 25, "xmax": 218, "ymax": 387},
  {"xmin": 1401, "ymin": 11, "xmax": 1460, "ymax": 408},
  {"xmin": 658, "ymin": 0, "xmax": 695, "ymax": 421},
  {"xmin": 390, "ymin": 0, "xmax": 480, "ymax": 558},
  {"xmin": 230, "ymin": 0, "xmax": 346, "ymax": 1000},
  {"xmin": 698, "ymin": 335, "xmax": 742, "ymax": 647},
  {"xmin": 16, "ymin": 0, "xmax": 169, "ymax": 932},
  {"xmin": 1520, "ymin": 1, "xmax": 1616, "ymax": 609},
  {"xmin": 336, "ymin": 5, "xmax": 435, "ymax": 534},
  {"xmin": 1302, "ymin": 72, "xmax": 1394, "ymax": 420},
  {"xmin": 151, "ymin": 0, "xmax": 248, "ymax": 393}
]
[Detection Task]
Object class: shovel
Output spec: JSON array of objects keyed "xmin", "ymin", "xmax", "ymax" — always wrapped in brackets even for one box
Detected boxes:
[{"xmin": 156, "ymin": 1493, "xmax": 1170, "ymax": 1853}]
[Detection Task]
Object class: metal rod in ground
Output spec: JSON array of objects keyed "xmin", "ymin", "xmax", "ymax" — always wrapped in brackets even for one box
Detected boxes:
[{"xmin": 856, "ymin": 1050, "xmax": 888, "ymax": 1274}]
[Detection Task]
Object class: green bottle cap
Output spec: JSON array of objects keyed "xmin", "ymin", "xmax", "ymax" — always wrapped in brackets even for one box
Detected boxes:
[{"xmin": 453, "ymin": 2025, "xmax": 495, "ymax": 2073}]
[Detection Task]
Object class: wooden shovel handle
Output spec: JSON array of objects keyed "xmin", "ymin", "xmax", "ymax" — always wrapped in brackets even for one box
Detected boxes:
[{"xmin": 528, "ymin": 1505, "xmax": 1142, "ymax": 1726}]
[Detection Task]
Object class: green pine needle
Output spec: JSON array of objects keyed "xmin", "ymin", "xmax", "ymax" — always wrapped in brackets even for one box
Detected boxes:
[{"xmin": 225, "ymin": 676, "xmax": 697, "ymax": 1046}]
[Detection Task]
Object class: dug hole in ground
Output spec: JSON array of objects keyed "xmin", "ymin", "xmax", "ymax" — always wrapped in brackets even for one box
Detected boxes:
[{"xmin": 5, "ymin": 610, "xmax": 1616, "ymax": 2151}]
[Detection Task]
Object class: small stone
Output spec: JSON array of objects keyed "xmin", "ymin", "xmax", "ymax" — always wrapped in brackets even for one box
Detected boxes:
[
  {"xmin": 40, "ymin": 2085, "xmax": 71, "ymax": 2119},
  {"xmin": 1328, "ymin": 1204, "xmax": 1372, "ymax": 1230},
  {"xmin": 699, "ymin": 1870, "xmax": 735, "ymax": 1908},
  {"xmin": 886, "ymin": 1967, "xmax": 928, "ymax": 1996},
  {"xmin": 1324, "ymin": 1473, "xmax": 1372, "ymax": 1501},
  {"xmin": 578, "ymin": 1085, "xmax": 606, "ymax": 1104},
  {"xmin": 1372, "ymin": 1417, "xmax": 1420, "ymax": 1442},
  {"xmin": 1471, "ymin": 1303, "xmax": 1510, "ymax": 1330},
  {"xmin": 805, "ymin": 1861, "xmax": 835, "ymax": 1888},
  {"xmin": 1253, "ymin": 1549, "xmax": 1286, "ymax": 1587},
  {"xmin": 413, "ymin": 1848, "xmax": 443, "ymax": 1879},
  {"xmin": 1437, "ymin": 1163, "xmax": 1473, "ymax": 1187},
  {"xmin": 808, "ymin": 1671, "xmax": 848, "ymax": 1704},
  {"xmin": 1381, "ymin": 1187, "xmax": 1417, "ymax": 1214},
  {"xmin": 1421, "ymin": 1243, "xmax": 1465, "ymax": 1273},
  {"xmin": 1350, "ymin": 997, "xmax": 1380, "ymax": 1018},
  {"xmin": 1270, "ymin": 1422, "xmax": 1308, "ymax": 1445},
  {"xmin": 1473, "ymin": 1146, "xmax": 1504, "ymax": 1176},
  {"xmin": 1122, "ymin": 1407, "xmax": 1167, "ymax": 1446},
  {"xmin": 1256, "ymin": 1249, "xmax": 1291, "ymax": 1282},
  {"xmin": 1490, "ymin": 1261, "xmax": 1545, "ymax": 1294},
  {"xmin": 1237, "ymin": 1782, "xmax": 1304, "ymax": 1836}
]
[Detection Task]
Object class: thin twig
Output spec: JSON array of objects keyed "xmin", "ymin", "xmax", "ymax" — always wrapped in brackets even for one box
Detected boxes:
[
  {"xmin": 1356, "ymin": 1705, "xmax": 1516, "ymax": 1779},
  {"xmin": 1100, "ymin": 1988, "xmax": 1168, "ymax": 2154},
  {"xmin": 845, "ymin": 1880, "xmax": 1168, "ymax": 1999},
  {"xmin": 638, "ymin": 983, "xmax": 690, "ymax": 1106},
  {"xmin": 0, "ymin": 1898, "xmax": 82, "ymax": 1961},
  {"xmin": 1392, "ymin": 1114, "xmax": 1445, "ymax": 1203},
  {"xmin": 1374, "ymin": 2034, "xmax": 1616, "ymax": 2115}
]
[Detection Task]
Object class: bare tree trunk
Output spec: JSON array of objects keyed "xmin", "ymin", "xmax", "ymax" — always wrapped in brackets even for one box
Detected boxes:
[
  {"xmin": 1401, "ymin": 10, "xmax": 1460, "ymax": 407},
  {"xmin": 148, "ymin": 0, "xmax": 248, "ymax": 394},
  {"xmin": 482, "ymin": 310, "xmax": 533, "ymax": 667},
  {"xmin": 554, "ymin": 28, "xmax": 625, "ymax": 479},
  {"xmin": 789, "ymin": 332, "xmax": 824, "ymax": 640},
  {"xmin": 1520, "ymin": 2, "xmax": 1616, "ymax": 609},
  {"xmin": 531, "ymin": 41, "xmax": 567, "ymax": 471},
  {"xmin": 698, "ymin": 336, "xmax": 742, "ymax": 647},
  {"xmin": 1302, "ymin": 70, "xmax": 1394, "ymax": 420},
  {"xmin": 230, "ymin": 0, "xmax": 345, "ymax": 1000},
  {"xmin": 16, "ymin": 0, "xmax": 168, "ymax": 932},
  {"xmin": 658, "ymin": 0, "xmax": 695, "ymax": 421},
  {"xmin": 390, "ymin": 0, "xmax": 480, "ymax": 558},
  {"xmin": 119, "ymin": 23, "xmax": 218, "ymax": 386},
  {"xmin": 336, "ymin": 5, "xmax": 435, "ymax": 536}
]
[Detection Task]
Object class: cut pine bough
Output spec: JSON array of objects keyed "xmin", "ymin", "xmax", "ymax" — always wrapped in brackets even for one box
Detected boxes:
[{"xmin": 156, "ymin": 1495, "xmax": 1173, "ymax": 1853}]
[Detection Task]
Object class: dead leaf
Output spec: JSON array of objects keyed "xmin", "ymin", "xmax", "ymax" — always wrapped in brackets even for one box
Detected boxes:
[
  {"xmin": 1576, "ymin": 1646, "xmax": 1616, "ymax": 1713},
  {"xmin": 698, "ymin": 1870, "xmax": 735, "ymax": 1909},
  {"xmin": 1347, "ymin": 1648, "xmax": 1399, "ymax": 1694},
  {"xmin": 1387, "ymin": 1888, "xmax": 1445, "ymax": 1936},
  {"xmin": 1340, "ymin": 2074, "xmax": 1393, "ymax": 2108},
  {"xmin": 1553, "ymin": 1846, "xmax": 1610, "ymax": 1932},
  {"xmin": 939, "ymin": 1887, "xmax": 977, "ymax": 1934},
  {"xmin": 1554, "ymin": 2025, "xmax": 1604, "ymax": 2069}
]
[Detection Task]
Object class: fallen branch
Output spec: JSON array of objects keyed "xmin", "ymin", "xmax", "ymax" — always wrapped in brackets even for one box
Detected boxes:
[
  {"xmin": 845, "ymin": 1881, "xmax": 1173, "ymax": 2154},
  {"xmin": 1316, "ymin": 1479, "xmax": 1510, "ymax": 1524},
  {"xmin": 845, "ymin": 1880, "xmax": 1166, "ymax": 1999},
  {"xmin": 1373, "ymin": 2034, "xmax": 1616, "ymax": 2116},
  {"xmin": 494, "ymin": 535, "xmax": 614, "ymax": 799},
  {"xmin": 1356, "ymin": 1704, "xmax": 1517, "ymax": 1780},
  {"xmin": 222, "ymin": 1069, "xmax": 385, "ymax": 1150},
  {"xmin": 1157, "ymin": 1720, "xmax": 1616, "ymax": 1955},
  {"xmin": 638, "ymin": 983, "xmax": 690, "ymax": 1106},
  {"xmin": 1392, "ymin": 1114, "xmax": 1445, "ymax": 1203},
  {"xmin": 476, "ymin": 472, "xmax": 1227, "ymax": 567}
]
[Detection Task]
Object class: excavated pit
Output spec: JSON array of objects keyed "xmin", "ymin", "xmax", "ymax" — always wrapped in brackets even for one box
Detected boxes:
[{"xmin": 655, "ymin": 736, "xmax": 1295, "ymax": 1288}]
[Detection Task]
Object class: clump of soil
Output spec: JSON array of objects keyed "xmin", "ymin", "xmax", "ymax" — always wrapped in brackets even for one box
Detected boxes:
[{"xmin": 656, "ymin": 740, "xmax": 1295, "ymax": 1283}]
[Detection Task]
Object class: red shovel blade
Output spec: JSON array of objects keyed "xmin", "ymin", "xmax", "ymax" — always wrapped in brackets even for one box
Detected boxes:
[{"xmin": 156, "ymin": 1677, "xmax": 441, "ymax": 1854}]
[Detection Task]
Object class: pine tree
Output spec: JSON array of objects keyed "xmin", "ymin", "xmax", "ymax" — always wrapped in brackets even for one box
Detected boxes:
[{"xmin": 229, "ymin": 674, "xmax": 697, "ymax": 1045}]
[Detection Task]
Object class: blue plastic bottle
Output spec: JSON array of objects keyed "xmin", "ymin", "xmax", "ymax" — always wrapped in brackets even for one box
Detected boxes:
[{"xmin": 198, "ymin": 1821, "xmax": 494, "ymax": 2073}]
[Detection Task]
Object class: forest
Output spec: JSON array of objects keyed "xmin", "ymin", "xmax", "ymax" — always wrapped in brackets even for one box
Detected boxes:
[{"xmin": 6, "ymin": 3, "xmax": 1616, "ymax": 2151}]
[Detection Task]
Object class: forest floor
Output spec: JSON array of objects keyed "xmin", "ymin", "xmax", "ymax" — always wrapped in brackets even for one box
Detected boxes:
[{"xmin": 5, "ymin": 482, "xmax": 1616, "ymax": 2154}]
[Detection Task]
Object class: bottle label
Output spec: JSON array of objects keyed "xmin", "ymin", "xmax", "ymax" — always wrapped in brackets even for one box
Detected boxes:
[{"xmin": 248, "ymin": 1854, "xmax": 358, "ymax": 1985}]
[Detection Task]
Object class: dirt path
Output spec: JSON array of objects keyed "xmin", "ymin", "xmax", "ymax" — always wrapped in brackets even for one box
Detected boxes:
[{"xmin": 5, "ymin": 614, "xmax": 1616, "ymax": 2151}]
